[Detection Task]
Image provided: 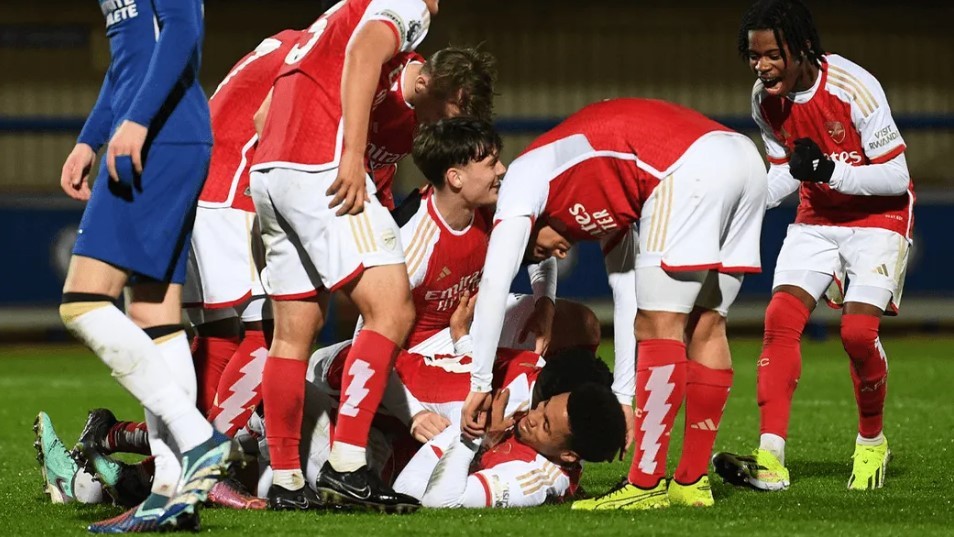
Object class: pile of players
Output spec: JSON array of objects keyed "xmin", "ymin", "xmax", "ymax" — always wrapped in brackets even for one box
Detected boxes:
[{"xmin": 41, "ymin": 0, "xmax": 913, "ymax": 531}]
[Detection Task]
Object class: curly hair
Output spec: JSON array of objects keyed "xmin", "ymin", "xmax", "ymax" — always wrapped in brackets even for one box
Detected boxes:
[{"xmin": 738, "ymin": 0, "xmax": 825, "ymax": 67}]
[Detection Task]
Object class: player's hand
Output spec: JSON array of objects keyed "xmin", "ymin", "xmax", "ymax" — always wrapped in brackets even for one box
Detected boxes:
[
  {"xmin": 485, "ymin": 389, "xmax": 516, "ymax": 450},
  {"xmin": 788, "ymin": 137, "xmax": 834, "ymax": 183},
  {"xmin": 60, "ymin": 143, "xmax": 96, "ymax": 201},
  {"xmin": 449, "ymin": 290, "xmax": 477, "ymax": 342},
  {"xmin": 518, "ymin": 297, "xmax": 555, "ymax": 356},
  {"xmin": 461, "ymin": 390, "xmax": 492, "ymax": 439},
  {"xmin": 326, "ymin": 155, "xmax": 369, "ymax": 216},
  {"xmin": 410, "ymin": 411, "xmax": 451, "ymax": 443},
  {"xmin": 620, "ymin": 403, "xmax": 635, "ymax": 458},
  {"xmin": 106, "ymin": 120, "xmax": 148, "ymax": 184}
]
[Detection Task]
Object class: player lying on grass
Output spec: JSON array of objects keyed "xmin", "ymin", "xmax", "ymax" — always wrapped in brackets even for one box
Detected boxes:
[
  {"xmin": 461, "ymin": 98, "xmax": 768, "ymax": 510},
  {"xmin": 713, "ymin": 0, "xmax": 911, "ymax": 492}
]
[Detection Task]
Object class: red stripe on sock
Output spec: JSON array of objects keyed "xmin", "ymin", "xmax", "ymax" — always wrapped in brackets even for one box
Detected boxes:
[
  {"xmin": 209, "ymin": 330, "xmax": 268, "ymax": 437},
  {"xmin": 192, "ymin": 335, "xmax": 241, "ymax": 415},
  {"xmin": 333, "ymin": 330, "xmax": 399, "ymax": 448}
]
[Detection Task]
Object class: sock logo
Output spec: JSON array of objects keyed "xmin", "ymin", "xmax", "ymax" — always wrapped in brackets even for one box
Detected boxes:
[
  {"xmin": 638, "ymin": 364, "xmax": 675, "ymax": 475},
  {"xmin": 340, "ymin": 359, "xmax": 375, "ymax": 418}
]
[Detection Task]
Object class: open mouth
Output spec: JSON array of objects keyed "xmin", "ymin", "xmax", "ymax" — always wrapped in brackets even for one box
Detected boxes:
[{"xmin": 760, "ymin": 76, "xmax": 782, "ymax": 90}]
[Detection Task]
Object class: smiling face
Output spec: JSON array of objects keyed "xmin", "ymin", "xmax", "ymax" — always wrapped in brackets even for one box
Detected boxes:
[
  {"xmin": 449, "ymin": 151, "xmax": 505, "ymax": 208},
  {"xmin": 525, "ymin": 223, "xmax": 572, "ymax": 263},
  {"xmin": 513, "ymin": 393, "xmax": 578, "ymax": 464},
  {"xmin": 747, "ymin": 29, "xmax": 817, "ymax": 96}
]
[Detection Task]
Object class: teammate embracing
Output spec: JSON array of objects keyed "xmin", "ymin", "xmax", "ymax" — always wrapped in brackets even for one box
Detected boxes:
[{"xmin": 714, "ymin": 0, "xmax": 913, "ymax": 492}]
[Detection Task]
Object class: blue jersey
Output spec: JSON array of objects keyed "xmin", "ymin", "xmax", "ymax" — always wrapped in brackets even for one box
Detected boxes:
[{"xmin": 79, "ymin": 0, "xmax": 212, "ymax": 149}]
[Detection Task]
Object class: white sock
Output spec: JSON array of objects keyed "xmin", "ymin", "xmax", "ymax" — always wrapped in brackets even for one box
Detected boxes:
[
  {"xmin": 62, "ymin": 304, "xmax": 210, "ymax": 451},
  {"xmin": 153, "ymin": 331, "xmax": 212, "ymax": 452},
  {"xmin": 328, "ymin": 441, "xmax": 366, "ymax": 472},
  {"xmin": 759, "ymin": 433, "xmax": 786, "ymax": 465},
  {"xmin": 856, "ymin": 432, "xmax": 885, "ymax": 446},
  {"xmin": 145, "ymin": 411, "xmax": 181, "ymax": 497},
  {"xmin": 272, "ymin": 469, "xmax": 305, "ymax": 490}
]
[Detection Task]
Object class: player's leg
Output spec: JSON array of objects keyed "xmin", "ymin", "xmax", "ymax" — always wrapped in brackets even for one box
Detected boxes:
[
  {"xmin": 318, "ymin": 262, "xmax": 417, "ymax": 511},
  {"xmin": 669, "ymin": 272, "xmax": 742, "ymax": 507},
  {"xmin": 187, "ymin": 309, "xmax": 242, "ymax": 416},
  {"xmin": 839, "ymin": 228, "xmax": 908, "ymax": 490}
]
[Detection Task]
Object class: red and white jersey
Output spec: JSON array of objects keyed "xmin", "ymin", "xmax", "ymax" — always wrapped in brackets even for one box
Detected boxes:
[
  {"xmin": 401, "ymin": 190, "xmax": 492, "ymax": 350},
  {"xmin": 753, "ymin": 54, "xmax": 914, "ymax": 237},
  {"xmin": 367, "ymin": 53, "xmax": 423, "ymax": 210},
  {"xmin": 199, "ymin": 30, "xmax": 301, "ymax": 211},
  {"xmin": 395, "ymin": 348, "xmax": 543, "ymax": 414},
  {"xmin": 251, "ymin": 0, "xmax": 430, "ymax": 175},
  {"xmin": 495, "ymin": 98, "xmax": 732, "ymax": 242},
  {"xmin": 469, "ymin": 434, "xmax": 581, "ymax": 507}
]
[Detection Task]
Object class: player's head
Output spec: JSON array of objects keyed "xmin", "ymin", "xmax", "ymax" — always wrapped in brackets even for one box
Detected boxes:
[
  {"xmin": 413, "ymin": 117, "xmax": 505, "ymax": 208},
  {"xmin": 531, "ymin": 347, "xmax": 613, "ymax": 407},
  {"xmin": 525, "ymin": 222, "xmax": 573, "ymax": 263},
  {"xmin": 415, "ymin": 47, "xmax": 497, "ymax": 124},
  {"xmin": 515, "ymin": 382, "xmax": 626, "ymax": 464},
  {"xmin": 738, "ymin": 0, "xmax": 825, "ymax": 96}
]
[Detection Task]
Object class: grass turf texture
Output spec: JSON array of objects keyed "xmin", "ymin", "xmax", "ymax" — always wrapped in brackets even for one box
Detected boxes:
[{"xmin": 1, "ymin": 339, "xmax": 952, "ymax": 536}]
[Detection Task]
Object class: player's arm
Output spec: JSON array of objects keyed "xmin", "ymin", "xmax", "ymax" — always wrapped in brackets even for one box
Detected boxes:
[
  {"xmin": 463, "ymin": 217, "xmax": 533, "ymax": 437},
  {"xmin": 752, "ymin": 94, "xmax": 800, "ymax": 209},
  {"xmin": 125, "ymin": 0, "xmax": 202, "ymax": 129},
  {"xmin": 518, "ymin": 259, "xmax": 558, "ymax": 356},
  {"xmin": 827, "ymin": 75, "xmax": 910, "ymax": 196},
  {"xmin": 62, "ymin": 72, "xmax": 113, "ymax": 200},
  {"xmin": 327, "ymin": 21, "xmax": 399, "ymax": 216},
  {"xmin": 107, "ymin": 0, "xmax": 203, "ymax": 181},
  {"xmin": 602, "ymin": 227, "xmax": 638, "ymax": 449}
]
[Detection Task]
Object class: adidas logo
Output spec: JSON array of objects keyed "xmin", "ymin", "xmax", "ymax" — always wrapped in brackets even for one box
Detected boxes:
[
  {"xmin": 690, "ymin": 419, "xmax": 718, "ymax": 431},
  {"xmin": 436, "ymin": 266, "xmax": 452, "ymax": 281},
  {"xmin": 873, "ymin": 264, "xmax": 889, "ymax": 277}
]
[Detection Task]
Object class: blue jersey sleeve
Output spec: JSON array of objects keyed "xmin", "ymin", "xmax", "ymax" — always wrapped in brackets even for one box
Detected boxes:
[
  {"xmin": 124, "ymin": 0, "xmax": 202, "ymax": 128},
  {"xmin": 77, "ymin": 71, "xmax": 114, "ymax": 151}
]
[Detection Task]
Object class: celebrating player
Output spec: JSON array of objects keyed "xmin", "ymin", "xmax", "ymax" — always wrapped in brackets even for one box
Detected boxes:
[
  {"xmin": 713, "ymin": 0, "xmax": 913, "ymax": 492},
  {"xmin": 461, "ymin": 98, "xmax": 768, "ymax": 509},
  {"xmin": 56, "ymin": 0, "xmax": 238, "ymax": 532},
  {"xmin": 248, "ymin": 0, "xmax": 450, "ymax": 513}
]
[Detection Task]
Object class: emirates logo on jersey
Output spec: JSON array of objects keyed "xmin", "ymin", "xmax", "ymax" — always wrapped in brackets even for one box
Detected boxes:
[{"xmin": 826, "ymin": 121, "xmax": 846, "ymax": 144}]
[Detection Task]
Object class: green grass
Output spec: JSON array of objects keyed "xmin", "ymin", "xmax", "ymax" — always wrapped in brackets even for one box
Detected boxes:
[{"xmin": 2, "ymin": 339, "xmax": 953, "ymax": 535}]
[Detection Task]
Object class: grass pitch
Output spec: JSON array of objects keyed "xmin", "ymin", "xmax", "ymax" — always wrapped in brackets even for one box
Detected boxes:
[{"xmin": 1, "ymin": 338, "xmax": 952, "ymax": 536}]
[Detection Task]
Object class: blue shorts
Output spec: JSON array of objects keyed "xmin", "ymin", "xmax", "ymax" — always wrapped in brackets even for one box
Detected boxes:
[{"xmin": 73, "ymin": 142, "xmax": 211, "ymax": 284}]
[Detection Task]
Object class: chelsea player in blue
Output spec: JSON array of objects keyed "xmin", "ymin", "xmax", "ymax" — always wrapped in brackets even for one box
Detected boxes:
[{"xmin": 57, "ymin": 0, "xmax": 238, "ymax": 532}]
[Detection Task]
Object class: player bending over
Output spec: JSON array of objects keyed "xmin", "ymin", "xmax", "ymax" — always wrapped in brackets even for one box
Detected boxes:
[
  {"xmin": 461, "ymin": 98, "xmax": 768, "ymax": 510},
  {"xmin": 713, "ymin": 0, "xmax": 913, "ymax": 492}
]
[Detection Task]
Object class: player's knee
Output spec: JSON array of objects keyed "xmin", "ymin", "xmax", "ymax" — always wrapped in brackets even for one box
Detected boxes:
[
  {"xmin": 763, "ymin": 292, "xmax": 810, "ymax": 342},
  {"xmin": 840, "ymin": 314, "xmax": 880, "ymax": 360}
]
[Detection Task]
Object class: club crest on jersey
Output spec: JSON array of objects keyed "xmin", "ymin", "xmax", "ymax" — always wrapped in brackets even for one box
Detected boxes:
[
  {"xmin": 826, "ymin": 121, "xmax": 846, "ymax": 144},
  {"xmin": 407, "ymin": 20, "xmax": 423, "ymax": 44}
]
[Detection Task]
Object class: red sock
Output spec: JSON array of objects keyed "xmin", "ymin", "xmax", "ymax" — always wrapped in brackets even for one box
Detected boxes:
[
  {"xmin": 192, "ymin": 335, "xmax": 241, "ymax": 415},
  {"xmin": 209, "ymin": 330, "xmax": 269, "ymax": 437},
  {"xmin": 334, "ymin": 330, "xmax": 399, "ymax": 448},
  {"xmin": 262, "ymin": 356, "xmax": 307, "ymax": 470},
  {"xmin": 627, "ymin": 339, "xmax": 687, "ymax": 488},
  {"xmin": 757, "ymin": 292, "xmax": 810, "ymax": 439},
  {"xmin": 674, "ymin": 362, "xmax": 733, "ymax": 484},
  {"xmin": 841, "ymin": 314, "xmax": 887, "ymax": 438},
  {"xmin": 106, "ymin": 421, "xmax": 151, "ymax": 455}
]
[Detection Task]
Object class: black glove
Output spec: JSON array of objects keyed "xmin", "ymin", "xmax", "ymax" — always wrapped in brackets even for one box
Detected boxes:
[{"xmin": 788, "ymin": 138, "xmax": 835, "ymax": 183}]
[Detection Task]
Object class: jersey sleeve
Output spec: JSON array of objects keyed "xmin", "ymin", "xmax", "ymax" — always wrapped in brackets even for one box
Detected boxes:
[
  {"xmin": 751, "ymin": 83, "xmax": 789, "ymax": 165},
  {"xmin": 364, "ymin": 0, "xmax": 431, "ymax": 53},
  {"xmin": 125, "ymin": 0, "xmax": 204, "ymax": 128},
  {"xmin": 470, "ymin": 458, "xmax": 571, "ymax": 508},
  {"xmin": 602, "ymin": 226, "xmax": 637, "ymax": 405},
  {"xmin": 77, "ymin": 71, "xmax": 114, "ymax": 151},
  {"xmin": 840, "ymin": 68, "xmax": 906, "ymax": 164},
  {"xmin": 492, "ymin": 151, "xmax": 551, "ymax": 224}
]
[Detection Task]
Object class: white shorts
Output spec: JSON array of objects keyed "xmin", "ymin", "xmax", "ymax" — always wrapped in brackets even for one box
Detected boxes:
[
  {"xmin": 250, "ymin": 167, "xmax": 405, "ymax": 299},
  {"xmin": 636, "ymin": 266, "xmax": 744, "ymax": 316},
  {"xmin": 407, "ymin": 293, "xmax": 539, "ymax": 356},
  {"xmin": 184, "ymin": 295, "xmax": 271, "ymax": 325},
  {"xmin": 773, "ymin": 224, "xmax": 910, "ymax": 313},
  {"xmin": 183, "ymin": 206, "xmax": 265, "ymax": 309},
  {"xmin": 636, "ymin": 133, "xmax": 767, "ymax": 273}
]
